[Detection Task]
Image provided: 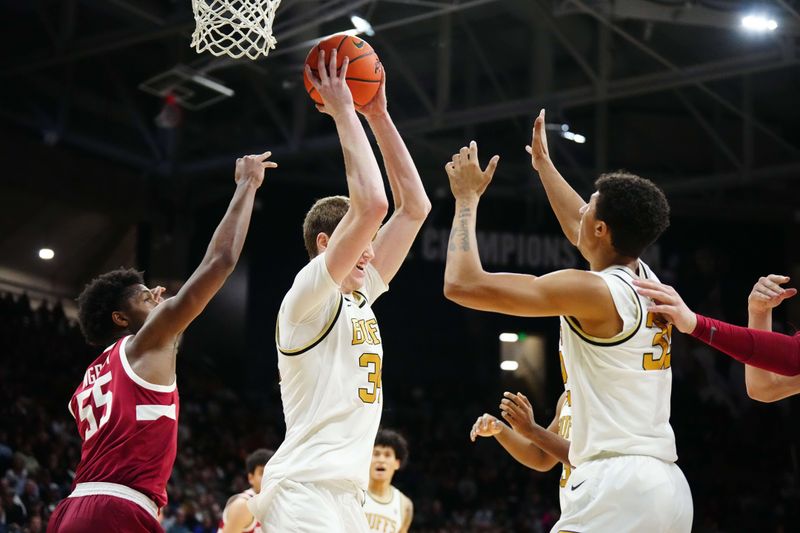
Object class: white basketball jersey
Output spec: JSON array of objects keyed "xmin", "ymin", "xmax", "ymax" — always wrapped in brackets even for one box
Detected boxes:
[
  {"xmin": 364, "ymin": 487, "xmax": 404, "ymax": 533},
  {"xmin": 557, "ymin": 353, "xmax": 573, "ymax": 511},
  {"xmin": 559, "ymin": 261, "xmax": 677, "ymax": 467},
  {"xmin": 251, "ymin": 254, "xmax": 387, "ymax": 518}
]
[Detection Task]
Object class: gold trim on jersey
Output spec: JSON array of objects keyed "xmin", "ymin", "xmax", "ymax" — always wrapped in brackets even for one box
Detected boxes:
[
  {"xmin": 563, "ymin": 273, "xmax": 642, "ymax": 347},
  {"xmin": 275, "ymin": 295, "xmax": 344, "ymax": 356}
]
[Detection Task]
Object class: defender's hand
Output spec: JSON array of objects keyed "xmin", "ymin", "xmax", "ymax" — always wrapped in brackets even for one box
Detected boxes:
[
  {"xmin": 470, "ymin": 413, "xmax": 503, "ymax": 442},
  {"xmin": 748, "ymin": 275, "xmax": 797, "ymax": 316},
  {"xmin": 444, "ymin": 141, "xmax": 499, "ymax": 201},
  {"xmin": 235, "ymin": 151, "xmax": 277, "ymax": 188}
]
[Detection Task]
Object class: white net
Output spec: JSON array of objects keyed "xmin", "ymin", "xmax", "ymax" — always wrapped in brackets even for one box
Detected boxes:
[{"xmin": 190, "ymin": 0, "xmax": 282, "ymax": 60}]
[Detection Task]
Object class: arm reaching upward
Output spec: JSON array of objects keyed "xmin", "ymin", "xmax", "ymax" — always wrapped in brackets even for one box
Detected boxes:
[
  {"xmin": 305, "ymin": 49, "xmax": 388, "ymax": 285},
  {"xmin": 526, "ymin": 109, "xmax": 586, "ymax": 245},
  {"xmin": 442, "ymin": 141, "xmax": 617, "ymax": 332},
  {"xmin": 127, "ymin": 152, "xmax": 277, "ymax": 384},
  {"xmin": 359, "ymin": 73, "xmax": 431, "ymax": 285}
]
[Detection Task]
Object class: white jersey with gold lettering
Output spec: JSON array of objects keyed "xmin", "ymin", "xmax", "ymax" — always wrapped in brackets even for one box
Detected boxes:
[
  {"xmin": 364, "ymin": 487, "xmax": 403, "ymax": 533},
  {"xmin": 552, "ymin": 261, "xmax": 692, "ymax": 533},
  {"xmin": 556, "ymin": 387, "xmax": 573, "ymax": 512},
  {"xmin": 248, "ymin": 252, "xmax": 387, "ymax": 530},
  {"xmin": 559, "ymin": 261, "xmax": 677, "ymax": 466}
]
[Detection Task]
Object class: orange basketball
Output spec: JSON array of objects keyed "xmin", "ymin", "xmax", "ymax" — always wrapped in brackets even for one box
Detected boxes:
[{"xmin": 303, "ymin": 34, "xmax": 383, "ymax": 108}]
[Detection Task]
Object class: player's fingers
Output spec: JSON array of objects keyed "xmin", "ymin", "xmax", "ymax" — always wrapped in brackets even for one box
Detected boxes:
[
  {"xmin": 759, "ymin": 276, "xmax": 786, "ymax": 294},
  {"xmin": 634, "ymin": 287, "xmax": 673, "ymax": 303},
  {"xmin": 518, "ymin": 392, "xmax": 532, "ymax": 409},
  {"xmin": 766, "ymin": 274, "xmax": 791, "ymax": 285},
  {"xmin": 484, "ymin": 155, "xmax": 500, "ymax": 179},
  {"xmin": 263, "ymin": 162, "xmax": 278, "ymax": 168},
  {"xmin": 469, "ymin": 140, "xmax": 479, "ymax": 162},
  {"xmin": 329, "ymin": 48, "xmax": 339, "ymax": 80},
  {"xmin": 253, "ymin": 151, "xmax": 272, "ymax": 162},
  {"xmin": 338, "ymin": 54, "xmax": 349, "ymax": 80},
  {"xmin": 304, "ymin": 65, "xmax": 320, "ymax": 89},
  {"xmin": 647, "ymin": 304, "xmax": 676, "ymax": 317},
  {"xmin": 783, "ymin": 288, "xmax": 798, "ymax": 299},
  {"xmin": 459, "ymin": 146, "xmax": 469, "ymax": 161},
  {"xmin": 317, "ymin": 49, "xmax": 329, "ymax": 83}
]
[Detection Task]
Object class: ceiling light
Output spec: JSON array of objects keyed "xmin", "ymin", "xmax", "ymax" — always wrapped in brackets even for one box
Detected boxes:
[
  {"xmin": 499, "ymin": 332, "xmax": 519, "ymax": 343},
  {"xmin": 38, "ymin": 248, "xmax": 54, "ymax": 260},
  {"xmin": 500, "ymin": 360, "xmax": 519, "ymax": 371},
  {"xmin": 741, "ymin": 14, "xmax": 778, "ymax": 32},
  {"xmin": 350, "ymin": 15, "xmax": 375, "ymax": 36}
]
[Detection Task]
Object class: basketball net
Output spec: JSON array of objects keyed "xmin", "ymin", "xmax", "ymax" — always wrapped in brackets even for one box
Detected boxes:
[{"xmin": 190, "ymin": 0, "xmax": 282, "ymax": 60}]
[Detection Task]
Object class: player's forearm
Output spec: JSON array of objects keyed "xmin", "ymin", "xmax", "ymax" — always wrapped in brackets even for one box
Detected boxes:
[
  {"xmin": 444, "ymin": 198, "xmax": 485, "ymax": 296},
  {"xmin": 202, "ymin": 178, "xmax": 259, "ymax": 271},
  {"xmin": 745, "ymin": 308, "xmax": 788, "ymax": 401},
  {"xmin": 521, "ymin": 422, "xmax": 571, "ymax": 466},
  {"xmin": 493, "ymin": 424, "xmax": 554, "ymax": 471},
  {"xmin": 366, "ymin": 112, "xmax": 431, "ymax": 219},
  {"xmin": 334, "ymin": 109, "xmax": 387, "ymax": 214},
  {"xmin": 692, "ymin": 314, "xmax": 800, "ymax": 376},
  {"xmin": 535, "ymin": 160, "xmax": 585, "ymax": 245}
]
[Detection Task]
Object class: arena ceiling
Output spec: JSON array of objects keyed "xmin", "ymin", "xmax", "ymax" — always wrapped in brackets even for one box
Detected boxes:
[{"xmin": 1, "ymin": 0, "xmax": 800, "ymax": 293}]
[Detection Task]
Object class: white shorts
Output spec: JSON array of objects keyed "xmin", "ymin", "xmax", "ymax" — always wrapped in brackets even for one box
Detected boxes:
[
  {"xmin": 258, "ymin": 479, "xmax": 369, "ymax": 533},
  {"xmin": 552, "ymin": 455, "xmax": 693, "ymax": 533}
]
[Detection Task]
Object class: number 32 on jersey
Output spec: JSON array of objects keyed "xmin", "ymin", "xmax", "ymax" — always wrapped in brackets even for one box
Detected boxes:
[{"xmin": 643, "ymin": 312, "xmax": 672, "ymax": 371}]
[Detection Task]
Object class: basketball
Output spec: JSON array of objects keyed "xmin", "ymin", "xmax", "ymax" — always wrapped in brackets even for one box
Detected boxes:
[{"xmin": 303, "ymin": 34, "xmax": 383, "ymax": 107}]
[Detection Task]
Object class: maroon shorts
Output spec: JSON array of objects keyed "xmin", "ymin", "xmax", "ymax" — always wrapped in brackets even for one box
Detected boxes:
[{"xmin": 47, "ymin": 495, "xmax": 163, "ymax": 533}]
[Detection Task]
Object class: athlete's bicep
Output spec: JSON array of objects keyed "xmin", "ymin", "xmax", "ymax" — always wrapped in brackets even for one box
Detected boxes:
[{"xmin": 449, "ymin": 269, "xmax": 614, "ymax": 319}]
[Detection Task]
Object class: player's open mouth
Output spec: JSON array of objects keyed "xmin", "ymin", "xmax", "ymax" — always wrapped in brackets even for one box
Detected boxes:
[{"xmin": 356, "ymin": 264, "xmax": 365, "ymax": 271}]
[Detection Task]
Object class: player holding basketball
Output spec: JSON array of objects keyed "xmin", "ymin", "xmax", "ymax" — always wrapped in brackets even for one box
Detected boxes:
[
  {"xmin": 444, "ymin": 110, "xmax": 692, "ymax": 532},
  {"xmin": 247, "ymin": 49, "xmax": 430, "ymax": 533},
  {"xmin": 218, "ymin": 449, "xmax": 274, "ymax": 533},
  {"xmin": 364, "ymin": 429, "xmax": 413, "ymax": 533},
  {"xmin": 634, "ymin": 274, "xmax": 800, "ymax": 391},
  {"xmin": 47, "ymin": 152, "xmax": 276, "ymax": 533}
]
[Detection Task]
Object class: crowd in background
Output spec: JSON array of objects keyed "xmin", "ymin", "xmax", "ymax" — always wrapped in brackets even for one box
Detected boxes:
[{"xmin": 2, "ymin": 245, "xmax": 799, "ymax": 533}]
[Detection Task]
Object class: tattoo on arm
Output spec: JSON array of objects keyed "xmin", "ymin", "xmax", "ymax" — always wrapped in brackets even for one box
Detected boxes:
[{"xmin": 449, "ymin": 206, "xmax": 472, "ymax": 252}]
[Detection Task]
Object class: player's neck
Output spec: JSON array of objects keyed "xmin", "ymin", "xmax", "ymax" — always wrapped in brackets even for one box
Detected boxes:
[
  {"xmin": 368, "ymin": 479, "xmax": 393, "ymax": 500},
  {"xmin": 590, "ymin": 251, "xmax": 639, "ymax": 273}
]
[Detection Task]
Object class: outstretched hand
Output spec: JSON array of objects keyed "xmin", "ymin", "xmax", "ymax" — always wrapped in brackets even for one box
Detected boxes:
[
  {"xmin": 748, "ymin": 274, "xmax": 797, "ymax": 316},
  {"xmin": 633, "ymin": 279, "xmax": 697, "ymax": 333},
  {"xmin": 235, "ymin": 151, "xmax": 278, "ymax": 188},
  {"xmin": 304, "ymin": 48, "xmax": 354, "ymax": 118},
  {"xmin": 444, "ymin": 140, "xmax": 499, "ymax": 201},
  {"xmin": 525, "ymin": 109, "xmax": 550, "ymax": 172}
]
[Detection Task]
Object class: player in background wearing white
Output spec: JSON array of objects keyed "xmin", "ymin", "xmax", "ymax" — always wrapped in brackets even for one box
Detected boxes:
[
  {"xmin": 219, "ymin": 449, "xmax": 273, "ymax": 533},
  {"xmin": 443, "ymin": 110, "xmax": 692, "ymax": 532},
  {"xmin": 471, "ymin": 389, "xmax": 571, "ymax": 511},
  {"xmin": 248, "ymin": 49, "xmax": 430, "ymax": 533},
  {"xmin": 365, "ymin": 429, "xmax": 413, "ymax": 533}
]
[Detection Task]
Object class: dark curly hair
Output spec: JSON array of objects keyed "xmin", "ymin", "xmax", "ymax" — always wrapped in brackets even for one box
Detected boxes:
[
  {"xmin": 76, "ymin": 268, "xmax": 144, "ymax": 346},
  {"xmin": 245, "ymin": 448, "xmax": 274, "ymax": 474},
  {"xmin": 375, "ymin": 428, "xmax": 409, "ymax": 467},
  {"xmin": 594, "ymin": 171, "xmax": 670, "ymax": 258}
]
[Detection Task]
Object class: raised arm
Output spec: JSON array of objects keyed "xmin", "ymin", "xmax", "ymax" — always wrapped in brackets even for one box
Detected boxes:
[
  {"xmin": 127, "ymin": 152, "xmax": 276, "ymax": 382},
  {"xmin": 442, "ymin": 141, "xmax": 615, "ymax": 326},
  {"xmin": 744, "ymin": 275, "xmax": 800, "ymax": 402},
  {"xmin": 526, "ymin": 109, "xmax": 586, "ymax": 245},
  {"xmin": 634, "ymin": 278, "xmax": 800, "ymax": 377},
  {"xmin": 358, "ymin": 74, "xmax": 431, "ymax": 284},
  {"xmin": 305, "ymin": 49, "xmax": 388, "ymax": 284}
]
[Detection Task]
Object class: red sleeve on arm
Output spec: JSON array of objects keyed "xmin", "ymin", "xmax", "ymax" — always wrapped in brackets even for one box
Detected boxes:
[{"xmin": 691, "ymin": 314, "xmax": 800, "ymax": 376}]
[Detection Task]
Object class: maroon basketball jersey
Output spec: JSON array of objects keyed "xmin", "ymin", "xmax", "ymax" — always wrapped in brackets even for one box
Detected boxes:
[{"xmin": 68, "ymin": 335, "xmax": 179, "ymax": 508}]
